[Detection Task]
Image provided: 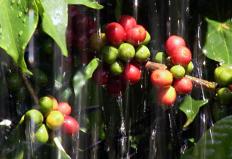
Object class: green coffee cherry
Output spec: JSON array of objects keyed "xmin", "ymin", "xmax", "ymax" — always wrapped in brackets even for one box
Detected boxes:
[
  {"xmin": 214, "ymin": 66, "xmax": 232, "ymax": 86},
  {"xmin": 102, "ymin": 46, "xmax": 119, "ymax": 64},
  {"xmin": 39, "ymin": 96, "xmax": 53, "ymax": 115},
  {"xmin": 217, "ymin": 87, "xmax": 232, "ymax": 105},
  {"xmin": 186, "ymin": 61, "xmax": 194, "ymax": 74},
  {"xmin": 214, "ymin": 66, "xmax": 225, "ymax": 83},
  {"xmin": 118, "ymin": 43, "xmax": 135, "ymax": 62},
  {"xmin": 170, "ymin": 65, "xmax": 186, "ymax": 78},
  {"xmin": 35, "ymin": 124, "xmax": 49, "ymax": 143},
  {"xmin": 135, "ymin": 45, "xmax": 151, "ymax": 62},
  {"xmin": 25, "ymin": 109, "xmax": 44, "ymax": 125},
  {"xmin": 110, "ymin": 61, "xmax": 124, "ymax": 75},
  {"xmin": 220, "ymin": 64, "xmax": 232, "ymax": 69},
  {"xmin": 90, "ymin": 33, "xmax": 106, "ymax": 51},
  {"xmin": 153, "ymin": 52, "xmax": 167, "ymax": 64}
]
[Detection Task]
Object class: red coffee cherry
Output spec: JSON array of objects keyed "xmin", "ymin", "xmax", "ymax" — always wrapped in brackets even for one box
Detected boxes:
[
  {"xmin": 57, "ymin": 102, "xmax": 72, "ymax": 116},
  {"xmin": 126, "ymin": 25, "xmax": 146, "ymax": 46},
  {"xmin": 150, "ymin": 69, "xmax": 173, "ymax": 87},
  {"xmin": 119, "ymin": 15, "xmax": 137, "ymax": 31},
  {"xmin": 63, "ymin": 116, "xmax": 80, "ymax": 135},
  {"xmin": 105, "ymin": 22, "xmax": 126, "ymax": 46},
  {"xmin": 124, "ymin": 63, "xmax": 142, "ymax": 84},
  {"xmin": 173, "ymin": 77, "xmax": 193, "ymax": 94},
  {"xmin": 158, "ymin": 86, "xmax": 177, "ymax": 106},
  {"xmin": 171, "ymin": 46, "xmax": 192, "ymax": 66},
  {"xmin": 165, "ymin": 35, "xmax": 186, "ymax": 56}
]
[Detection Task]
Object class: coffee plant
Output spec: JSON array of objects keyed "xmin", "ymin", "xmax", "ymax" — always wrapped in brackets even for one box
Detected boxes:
[{"xmin": 0, "ymin": 0, "xmax": 231, "ymax": 159}]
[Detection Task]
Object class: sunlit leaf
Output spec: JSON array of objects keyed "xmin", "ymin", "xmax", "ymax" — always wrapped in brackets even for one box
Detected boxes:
[
  {"xmin": 203, "ymin": 18, "xmax": 232, "ymax": 64},
  {"xmin": 179, "ymin": 96, "xmax": 208, "ymax": 128},
  {"xmin": 73, "ymin": 58, "xmax": 99, "ymax": 96},
  {"xmin": 181, "ymin": 115, "xmax": 232, "ymax": 159},
  {"xmin": 84, "ymin": 58, "xmax": 100, "ymax": 79},
  {"xmin": 53, "ymin": 137, "xmax": 71, "ymax": 159},
  {"xmin": 0, "ymin": 0, "xmax": 39, "ymax": 74},
  {"xmin": 37, "ymin": 0, "xmax": 68, "ymax": 56},
  {"xmin": 73, "ymin": 71, "xmax": 86, "ymax": 96},
  {"xmin": 67, "ymin": 0, "xmax": 103, "ymax": 9},
  {"xmin": 60, "ymin": 88, "xmax": 72, "ymax": 101}
]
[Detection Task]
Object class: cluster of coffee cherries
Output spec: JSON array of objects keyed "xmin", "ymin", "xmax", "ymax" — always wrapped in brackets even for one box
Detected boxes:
[
  {"xmin": 90, "ymin": 15, "xmax": 151, "ymax": 95},
  {"xmin": 150, "ymin": 35, "xmax": 194, "ymax": 106},
  {"xmin": 214, "ymin": 65, "xmax": 232, "ymax": 105},
  {"xmin": 22, "ymin": 96, "xmax": 79, "ymax": 143}
]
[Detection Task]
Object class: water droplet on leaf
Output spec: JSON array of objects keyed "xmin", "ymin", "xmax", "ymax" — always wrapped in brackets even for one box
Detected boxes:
[
  {"xmin": 18, "ymin": 12, "xmax": 23, "ymax": 18},
  {"xmin": 22, "ymin": 18, "xmax": 26, "ymax": 23},
  {"xmin": 18, "ymin": 31, "xmax": 23, "ymax": 36},
  {"xmin": 24, "ymin": 8, "xmax": 29, "ymax": 14},
  {"xmin": 17, "ymin": 0, "xmax": 21, "ymax": 5}
]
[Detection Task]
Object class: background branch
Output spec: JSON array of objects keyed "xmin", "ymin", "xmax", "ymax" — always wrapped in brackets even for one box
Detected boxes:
[
  {"xmin": 145, "ymin": 61, "xmax": 218, "ymax": 90},
  {"xmin": 20, "ymin": 71, "xmax": 39, "ymax": 106}
]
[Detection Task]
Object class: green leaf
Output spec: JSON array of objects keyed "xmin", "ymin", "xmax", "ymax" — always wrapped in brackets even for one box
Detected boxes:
[
  {"xmin": 67, "ymin": 0, "xmax": 103, "ymax": 9},
  {"xmin": 181, "ymin": 115, "xmax": 232, "ymax": 159},
  {"xmin": 37, "ymin": 0, "xmax": 68, "ymax": 56},
  {"xmin": 203, "ymin": 18, "xmax": 232, "ymax": 64},
  {"xmin": 84, "ymin": 58, "xmax": 100, "ymax": 79},
  {"xmin": 0, "ymin": 0, "xmax": 39, "ymax": 74},
  {"xmin": 73, "ymin": 58, "xmax": 99, "ymax": 95},
  {"xmin": 73, "ymin": 71, "xmax": 86, "ymax": 96},
  {"xmin": 179, "ymin": 96, "xmax": 208, "ymax": 128},
  {"xmin": 53, "ymin": 137, "xmax": 71, "ymax": 159}
]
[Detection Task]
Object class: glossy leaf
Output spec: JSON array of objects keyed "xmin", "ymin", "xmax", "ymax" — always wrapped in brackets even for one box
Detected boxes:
[
  {"xmin": 179, "ymin": 95, "xmax": 208, "ymax": 128},
  {"xmin": 73, "ymin": 71, "xmax": 86, "ymax": 96},
  {"xmin": 53, "ymin": 137, "xmax": 71, "ymax": 159},
  {"xmin": 84, "ymin": 58, "xmax": 100, "ymax": 79},
  {"xmin": 0, "ymin": 0, "xmax": 39, "ymax": 74},
  {"xmin": 181, "ymin": 115, "xmax": 232, "ymax": 159},
  {"xmin": 203, "ymin": 18, "xmax": 232, "ymax": 64},
  {"xmin": 73, "ymin": 58, "xmax": 99, "ymax": 95},
  {"xmin": 67, "ymin": 0, "xmax": 103, "ymax": 9},
  {"xmin": 37, "ymin": 0, "xmax": 68, "ymax": 56}
]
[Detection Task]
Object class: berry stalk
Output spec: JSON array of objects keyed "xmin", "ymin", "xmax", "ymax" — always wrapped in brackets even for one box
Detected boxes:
[
  {"xmin": 145, "ymin": 61, "xmax": 167, "ymax": 70},
  {"xmin": 145, "ymin": 61, "xmax": 218, "ymax": 90},
  {"xmin": 185, "ymin": 75, "xmax": 217, "ymax": 90}
]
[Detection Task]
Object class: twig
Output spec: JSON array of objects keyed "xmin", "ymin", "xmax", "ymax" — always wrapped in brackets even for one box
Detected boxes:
[
  {"xmin": 145, "ymin": 61, "xmax": 218, "ymax": 90},
  {"xmin": 185, "ymin": 75, "xmax": 217, "ymax": 90},
  {"xmin": 20, "ymin": 71, "xmax": 39, "ymax": 106},
  {"xmin": 145, "ymin": 61, "xmax": 167, "ymax": 70}
]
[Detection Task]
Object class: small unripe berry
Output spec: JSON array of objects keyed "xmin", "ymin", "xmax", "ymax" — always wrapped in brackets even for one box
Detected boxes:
[{"xmin": 170, "ymin": 65, "xmax": 185, "ymax": 78}]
